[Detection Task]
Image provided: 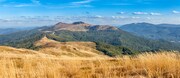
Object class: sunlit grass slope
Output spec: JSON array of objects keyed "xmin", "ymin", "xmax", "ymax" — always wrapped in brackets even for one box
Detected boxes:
[
  {"xmin": 35, "ymin": 36, "xmax": 105, "ymax": 57},
  {"xmin": 0, "ymin": 37, "xmax": 179, "ymax": 78},
  {"xmin": 0, "ymin": 50, "xmax": 179, "ymax": 78}
]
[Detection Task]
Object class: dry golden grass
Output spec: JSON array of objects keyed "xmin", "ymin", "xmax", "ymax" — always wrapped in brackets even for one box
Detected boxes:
[
  {"xmin": 0, "ymin": 51, "xmax": 179, "ymax": 78},
  {"xmin": 0, "ymin": 37, "xmax": 179, "ymax": 78},
  {"xmin": 35, "ymin": 36, "xmax": 105, "ymax": 57}
]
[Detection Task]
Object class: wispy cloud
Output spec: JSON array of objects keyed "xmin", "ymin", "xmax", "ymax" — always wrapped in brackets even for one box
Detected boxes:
[
  {"xmin": 31, "ymin": 0, "xmax": 41, "ymax": 5},
  {"xmin": 112, "ymin": 16, "xmax": 126, "ymax": 19},
  {"xmin": 133, "ymin": 12, "xmax": 148, "ymax": 15},
  {"xmin": 173, "ymin": 10, "xmax": 180, "ymax": 14},
  {"xmin": 131, "ymin": 16, "xmax": 140, "ymax": 19},
  {"xmin": 13, "ymin": 4, "xmax": 37, "ymax": 7},
  {"xmin": 146, "ymin": 17, "xmax": 151, "ymax": 20},
  {"xmin": 72, "ymin": 0, "xmax": 93, "ymax": 5},
  {"xmin": 132, "ymin": 12, "xmax": 162, "ymax": 16},
  {"xmin": 150, "ymin": 12, "xmax": 162, "ymax": 16},
  {"xmin": 0, "ymin": 0, "xmax": 41, "ymax": 7},
  {"xmin": 69, "ymin": 0, "xmax": 94, "ymax": 8},
  {"xmin": 108, "ymin": 3, "xmax": 133, "ymax": 6},
  {"xmin": 116, "ymin": 12, "xmax": 125, "ymax": 14}
]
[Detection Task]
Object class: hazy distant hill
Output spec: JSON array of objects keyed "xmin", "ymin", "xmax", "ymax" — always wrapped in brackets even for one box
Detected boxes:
[
  {"xmin": 0, "ymin": 27, "xmax": 34, "ymax": 35},
  {"xmin": 0, "ymin": 28, "xmax": 22, "ymax": 35},
  {"xmin": 120, "ymin": 23, "xmax": 180, "ymax": 42},
  {"xmin": 0, "ymin": 22, "xmax": 180, "ymax": 56}
]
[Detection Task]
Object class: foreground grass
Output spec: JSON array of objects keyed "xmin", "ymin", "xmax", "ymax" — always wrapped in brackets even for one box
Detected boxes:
[{"xmin": 0, "ymin": 52, "xmax": 180, "ymax": 78}]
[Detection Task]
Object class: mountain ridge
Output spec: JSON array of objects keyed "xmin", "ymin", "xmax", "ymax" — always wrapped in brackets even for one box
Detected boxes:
[
  {"xmin": 120, "ymin": 22, "xmax": 180, "ymax": 42},
  {"xmin": 0, "ymin": 22, "xmax": 180, "ymax": 56},
  {"xmin": 43, "ymin": 21, "xmax": 119, "ymax": 32}
]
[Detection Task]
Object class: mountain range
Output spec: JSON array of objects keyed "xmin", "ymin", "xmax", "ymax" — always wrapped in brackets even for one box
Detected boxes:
[
  {"xmin": 42, "ymin": 21, "xmax": 119, "ymax": 32},
  {"xmin": 0, "ymin": 27, "xmax": 35, "ymax": 35},
  {"xmin": 0, "ymin": 28, "xmax": 21, "ymax": 35},
  {"xmin": 0, "ymin": 21, "xmax": 179, "ymax": 57},
  {"xmin": 120, "ymin": 23, "xmax": 180, "ymax": 42}
]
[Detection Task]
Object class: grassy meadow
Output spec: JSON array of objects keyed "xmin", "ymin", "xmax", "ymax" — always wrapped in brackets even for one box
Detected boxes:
[{"xmin": 0, "ymin": 52, "xmax": 179, "ymax": 78}]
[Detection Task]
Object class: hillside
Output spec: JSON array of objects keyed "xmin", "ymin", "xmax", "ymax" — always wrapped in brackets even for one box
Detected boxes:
[
  {"xmin": 0, "ymin": 28, "xmax": 21, "ymax": 35},
  {"xmin": 120, "ymin": 23, "xmax": 180, "ymax": 42},
  {"xmin": 0, "ymin": 22, "xmax": 180, "ymax": 57},
  {"xmin": 0, "ymin": 46, "xmax": 56, "ymax": 58},
  {"xmin": 35, "ymin": 36, "xmax": 106, "ymax": 57},
  {"xmin": 0, "ymin": 49, "xmax": 179, "ymax": 78},
  {"xmin": 43, "ymin": 22, "xmax": 180, "ymax": 52},
  {"xmin": 0, "ymin": 27, "xmax": 34, "ymax": 35},
  {"xmin": 0, "ymin": 43, "xmax": 179, "ymax": 77},
  {"xmin": 0, "ymin": 37, "xmax": 107, "ymax": 58}
]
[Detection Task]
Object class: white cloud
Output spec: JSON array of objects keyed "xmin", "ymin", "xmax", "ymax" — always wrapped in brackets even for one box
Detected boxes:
[
  {"xmin": 109, "ymin": 3, "xmax": 133, "ymax": 6},
  {"xmin": 112, "ymin": 16, "xmax": 126, "ymax": 19},
  {"xmin": 84, "ymin": 15, "xmax": 103, "ymax": 18},
  {"xmin": 94, "ymin": 15, "xmax": 103, "ymax": 18},
  {"xmin": 133, "ymin": 12, "xmax": 148, "ymax": 15},
  {"xmin": 117, "ymin": 12, "xmax": 125, "ymax": 14},
  {"xmin": 173, "ymin": 10, "xmax": 180, "ymax": 14},
  {"xmin": 1, "ymin": 3, "xmax": 39, "ymax": 7},
  {"xmin": 131, "ymin": 16, "xmax": 140, "ymax": 19},
  {"xmin": 31, "ymin": 0, "xmax": 41, "ymax": 5},
  {"xmin": 146, "ymin": 17, "xmax": 151, "ymax": 20},
  {"xmin": 68, "ymin": 0, "xmax": 94, "ymax": 8},
  {"xmin": 72, "ymin": 0, "xmax": 93, "ymax": 5},
  {"xmin": 14, "ymin": 4, "xmax": 37, "ymax": 7},
  {"xmin": 150, "ymin": 12, "xmax": 161, "ymax": 16},
  {"xmin": 0, "ymin": 0, "xmax": 41, "ymax": 7}
]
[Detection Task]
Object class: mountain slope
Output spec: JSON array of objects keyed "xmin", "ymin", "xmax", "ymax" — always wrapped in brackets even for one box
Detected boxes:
[
  {"xmin": 46, "ymin": 30, "xmax": 180, "ymax": 52},
  {"xmin": 0, "ymin": 22, "xmax": 180, "ymax": 57},
  {"xmin": 0, "ymin": 46, "xmax": 56, "ymax": 58},
  {"xmin": 0, "ymin": 28, "xmax": 25, "ymax": 35},
  {"xmin": 0, "ymin": 37, "xmax": 107, "ymax": 58},
  {"xmin": 0, "ymin": 29, "xmax": 44, "ymax": 49},
  {"xmin": 35, "ymin": 36, "xmax": 106, "ymax": 57},
  {"xmin": 120, "ymin": 23, "xmax": 180, "ymax": 42},
  {"xmin": 0, "ymin": 27, "xmax": 34, "ymax": 35},
  {"xmin": 42, "ymin": 21, "xmax": 118, "ymax": 32},
  {"xmin": 42, "ymin": 22, "xmax": 180, "ymax": 53}
]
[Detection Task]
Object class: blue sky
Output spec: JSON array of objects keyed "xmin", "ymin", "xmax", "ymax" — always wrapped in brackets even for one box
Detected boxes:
[{"xmin": 0, "ymin": 0, "xmax": 180, "ymax": 27}]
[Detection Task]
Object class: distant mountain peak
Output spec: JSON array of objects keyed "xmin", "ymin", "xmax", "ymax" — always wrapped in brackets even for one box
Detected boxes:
[
  {"xmin": 45, "ymin": 22, "xmax": 119, "ymax": 31},
  {"xmin": 131, "ymin": 22, "xmax": 155, "ymax": 25},
  {"xmin": 52, "ymin": 22, "xmax": 90, "ymax": 31},
  {"xmin": 55, "ymin": 22, "xmax": 67, "ymax": 25},
  {"xmin": 72, "ymin": 21, "xmax": 86, "ymax": 24}
]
